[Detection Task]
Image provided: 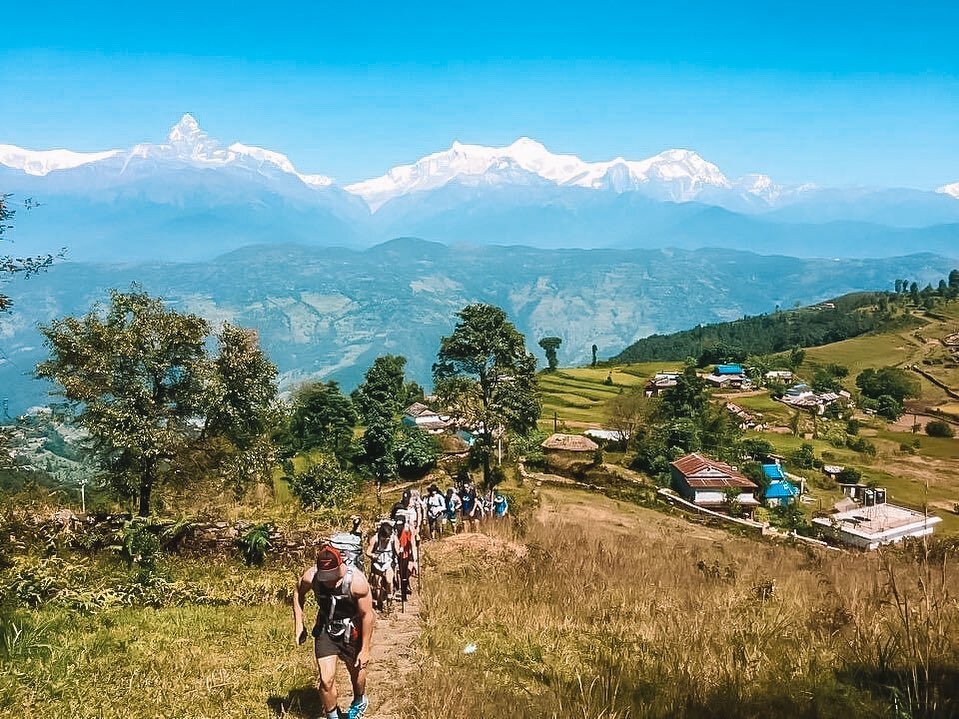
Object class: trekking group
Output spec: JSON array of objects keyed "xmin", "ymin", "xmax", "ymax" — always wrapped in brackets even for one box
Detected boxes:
[{"xmin": 293, "ymin": 479, "xmax": 510, "ymax": 719}]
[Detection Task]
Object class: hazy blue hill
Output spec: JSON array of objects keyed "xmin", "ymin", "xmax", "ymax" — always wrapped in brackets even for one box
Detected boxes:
[{"xmin": 1, "ymin": 240, "xmax": 954, "ymax": 414}]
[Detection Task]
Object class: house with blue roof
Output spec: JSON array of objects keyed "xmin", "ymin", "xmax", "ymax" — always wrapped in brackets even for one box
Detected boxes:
[
  {"xmin": 704, "ymin": 364, "xmax": 752, "ymax": 391},
  {"xmin": 763, "ymin": 463, "xmax": 800, "ymax": 507}
]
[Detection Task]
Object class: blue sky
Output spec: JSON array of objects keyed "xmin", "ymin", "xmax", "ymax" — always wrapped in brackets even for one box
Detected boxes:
[{"xmin": 2, "ymin": 0, "xmax": 958, "ymax": 188}]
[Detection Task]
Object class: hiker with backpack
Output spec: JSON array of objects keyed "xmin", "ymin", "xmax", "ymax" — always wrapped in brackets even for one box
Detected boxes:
[
  {"xmin": 425, "ymin": 484, "xmax": 447, "ymax": 540},
  {"xmin": 393, "ymin": 516, "xmax": 418, "ymax": 601},
  {"xmin": 444, "ymin": 486, "xmax": 462, "ymax": 533},
  {"xmin": 459, "ymin": 481, "xmax": 479, "ymax": 532},
  {"xmin": 366, "ymin": 519, "xmax": 400, "ymax": 610},
  {"xmin": 293, "ymin": 544, "xmax": 374, "ymax": 719}
]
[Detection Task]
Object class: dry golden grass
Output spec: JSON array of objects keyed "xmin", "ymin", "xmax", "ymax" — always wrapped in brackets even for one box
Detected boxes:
[{"xmin": 411, "ymin": 488, "xmax": 959, "ymax": 719}]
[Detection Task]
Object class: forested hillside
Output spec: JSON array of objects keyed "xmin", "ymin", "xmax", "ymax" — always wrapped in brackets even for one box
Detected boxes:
[{"xmin": 612, "ymin": 289, "xmax": 937, "ymax": 364}]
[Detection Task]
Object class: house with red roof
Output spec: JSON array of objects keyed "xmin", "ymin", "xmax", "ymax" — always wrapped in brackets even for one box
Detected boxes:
[{"xmin": 670, "ymin": 453, "xmax": 760, "ymax": 514}]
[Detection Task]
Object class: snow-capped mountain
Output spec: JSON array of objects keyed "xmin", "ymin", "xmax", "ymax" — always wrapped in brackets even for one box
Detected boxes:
[
  {"xmin": 0, "ymin": 145, "xmax": 122, "ymax": 176},
  {"xmin": 346, "ymin": 139, "xmax": 784, "ymax": 211},
  {"xmin": 1, "ymin": 114, "xmax": 334, "ymax": 189},
  {"xmin": 938, "ymin": 182, "xmax": 959, "ymax": 200},
  {"xmin": 2, "ymin": 114, "xmax": 959, "ymax": 261}
]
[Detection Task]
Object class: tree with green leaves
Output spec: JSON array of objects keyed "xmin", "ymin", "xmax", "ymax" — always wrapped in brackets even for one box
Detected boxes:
[
  {"xmin": 434, "ymin": 304, "xmax": 540, "ymax": 488},
  {"xmin": 36, "ymin": 288, "xmax": 278, "ymax": 515},
  {"xmin": 354, "ymin": 355, "xmax": 408, "ymax": 486},
  {"xmin": 282, "ymin": 381, "xmax": 357, "ymax": 460},
  {"xmin": 591, "ymin": 344, "xmax": 598, "ymax": 367},
  {"xmin": 394, "ymin": 425, "xmax": 438, "ymax": 478},
  {"xmin": 855, "ymin": 367, "xmax": 920, "ymax": 404},
  {"xmin": 538, "ymin": 336, "xmax": 562, "ymax": 372}
]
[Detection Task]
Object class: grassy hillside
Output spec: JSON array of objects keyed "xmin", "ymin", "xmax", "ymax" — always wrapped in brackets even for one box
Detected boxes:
[{"xmin": 410, "ymin": 487, "xmax": 959, "ymax": 719}]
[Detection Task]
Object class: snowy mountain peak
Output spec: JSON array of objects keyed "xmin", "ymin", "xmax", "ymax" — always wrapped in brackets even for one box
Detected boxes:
[
  {"xmin": 346, "ymin": 137, "xmax": 765, "ymax": 209},
  {"xmin": 167, "ymin": 113, "xmax": 203, "ymax": 144},
  {"xmin": 1, "ymin": 115, "xmax": 334, "ymax": 189},
  {"xmin": 937, "ymin": 182, "xmax": 959, "ymax": 200},
  {"xmin": 0, "ymin": 144, "xmax": 121, "ymax": 176}
]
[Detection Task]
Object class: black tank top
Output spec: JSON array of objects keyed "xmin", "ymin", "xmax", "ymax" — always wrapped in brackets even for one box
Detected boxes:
[{"xmin": 313, "ymin": 568, "xmax": 358, "ymax": 623}]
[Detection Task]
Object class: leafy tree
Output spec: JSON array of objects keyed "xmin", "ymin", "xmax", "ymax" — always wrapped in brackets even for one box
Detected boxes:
[
  {"xmin": 605, "ymin": 391, "xmax": 655, "ymax": 448},
  {"xmin": 283, "ymin": 381, "xmax": 356, "ymax": 459},
  {"xmin": 836, "ymin": 467, "xmax": 862, "ymax": 484},
  {"xmin": 949, "ymin": 269, "xmax": 959, "ymax": 291},
  {"xmin": 538, "ymin": 336, "xmax": 562, "ymax": 372},
  {"xmin": 791, "ymin": 443, "xmax": 816, "ymax": 469},
  {"xmin": 789, "ymin": 347, "xmax": 806, "ymax": 371},
  {"xmin": 875, "ymin": 394, "xmax": 904, "ymax": 421},
  {"xmin": 433, "ymin": 304, "xmax": 540, "ymax": 487},
  {"xmin": 591, "ymin": 344, "xmax": 598, "ymax": 367},
  {"xmin": 660, "ymin": 366, "xmax": 709, "ymax": 421},
  {"xmin": 811, "ymin": 367, "xmax": 843, "ymax": 394},
  {"xmin": 402, "ymin": 381, "xmax": 425, "ymax": 407},
  {"xmin": 36, "ymin": 289, "xmax": 278, "ymax": 516},
  {"xmin": 355, "ymin": 355, "xmax": 408, "ymax": 485},
  {"xmin": 855, "ymin": 367, "xmax": 920, "ymax": 403},
  {"xmin": 393, "ymin": 425, "xmax": 438, "ymax": 477}
]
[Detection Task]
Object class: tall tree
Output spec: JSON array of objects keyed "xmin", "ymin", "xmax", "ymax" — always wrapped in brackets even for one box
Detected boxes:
[
  {"xmin": 283, "ymin": 380, "xmax": 357, "ymax": 460},
  {"xmin": 591, "ymin": 344, "xmax": 598, "ymax": 367},
  {"xmin": 434, "ymin": 304, "xmax": 540, "ymax": 487},
  {"xmin": 538, "ymin": 336, "xmax": 562, "ymax": 372},
  {"xmin": 354, "ymin": 355, "xmax": 408, "ymax": 486},
  {"xmin": 36, "ymin": 289, "xmax": 277, "ymax": 515}
]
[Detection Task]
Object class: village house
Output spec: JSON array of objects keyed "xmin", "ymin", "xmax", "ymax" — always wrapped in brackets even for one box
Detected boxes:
[
  {"xmin": 669, "ymin": 453, "xmax": 760, "ymax": 514},
  {"xmin": 703, "ymin": 364, "xmax": 753, "ymax": 391},
  {"xmin": 813, "ymin": 487, "xmax": 942, "ymax": 550},
  {"xmin": 765, "ymin": 370, "xmax": 794, "ymax": 382},
  {"xmin": 779, "ymin": 383, "xmax": 844, "ymax": 413},
  {"xmin": 644, "ymin": 371, "xmax": 680, "ymax": 397},
  {"xmin": 725, "ymin": 402, "xmax": 760, "ymax": 430},
  {"xmin": 761, "ymin": 464, "xmax": 800, "ymax": 507},
  {"xmin": 402, "ymin": 402, "xmax": 453, "ymax": 433},
  {"xmin": 541, "ymin": 433, "xmax": 599, "ymax": 473}
]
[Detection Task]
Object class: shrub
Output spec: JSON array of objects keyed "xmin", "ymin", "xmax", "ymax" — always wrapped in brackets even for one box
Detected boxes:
[
  {"xmin": 114, "ymin": 519, "xmax": 162, "ymax": 570},
  {"xmin": 926, "ymin": 420, "xmax": 955, "ymax": 438},
  {"xmin": 237, "ymin": 524, "xmax": 272, "ymax": 566},
  {"xmin": 286, "ymin": 454, "xmax": 359, "ymax": 509}
]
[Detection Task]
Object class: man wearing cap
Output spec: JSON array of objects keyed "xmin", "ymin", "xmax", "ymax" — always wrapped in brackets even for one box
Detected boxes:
[{"xmin": 294, "ymin": 545, "xmax": 375, "ymax": 719}]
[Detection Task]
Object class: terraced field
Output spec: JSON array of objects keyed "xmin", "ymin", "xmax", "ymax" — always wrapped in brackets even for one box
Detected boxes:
[{"xmin": 536, "ymin": 363, "xmax": 674, "ymax": 429}]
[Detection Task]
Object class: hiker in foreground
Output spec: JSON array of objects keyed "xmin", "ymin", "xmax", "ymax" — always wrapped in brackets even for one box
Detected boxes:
[{"xmin": 293, "ymin": 545, "xmax": 375, "ymax": 719}]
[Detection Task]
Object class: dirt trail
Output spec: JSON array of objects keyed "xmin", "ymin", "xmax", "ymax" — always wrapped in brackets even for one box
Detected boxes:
[{"xmin": 335, "ymin": 591, "xmax": 421, "ymax": 719}]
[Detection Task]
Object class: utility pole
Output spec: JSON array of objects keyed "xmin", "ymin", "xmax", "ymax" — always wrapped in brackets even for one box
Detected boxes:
[
  {"xmin": 553, "ymin": 411, "xmax": 558, "ymax": 433},
  {"xmin": 79, "ymin": 477, "xmax": 88, "ymax": 514}
]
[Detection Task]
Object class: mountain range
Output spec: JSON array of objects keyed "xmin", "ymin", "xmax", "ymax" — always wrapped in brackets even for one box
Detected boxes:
[
  {"xmin": 3, "ymin": 115, "xmax": 959, "ymax": 261},
  {"xmin": 0, "ymin": 239, "xmax": 953, "ymax": 415}
]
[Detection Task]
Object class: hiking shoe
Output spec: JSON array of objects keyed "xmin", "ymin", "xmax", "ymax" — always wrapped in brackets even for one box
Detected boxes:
[{"xmin": 346, "ymin": 695, "xmax": 369, "ymax": 719}]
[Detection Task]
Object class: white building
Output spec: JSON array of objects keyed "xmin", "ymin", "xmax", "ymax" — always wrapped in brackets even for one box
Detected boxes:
[{"xmin": 813, "ymin": 498, "xmax": 941, "ymax": 550}]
